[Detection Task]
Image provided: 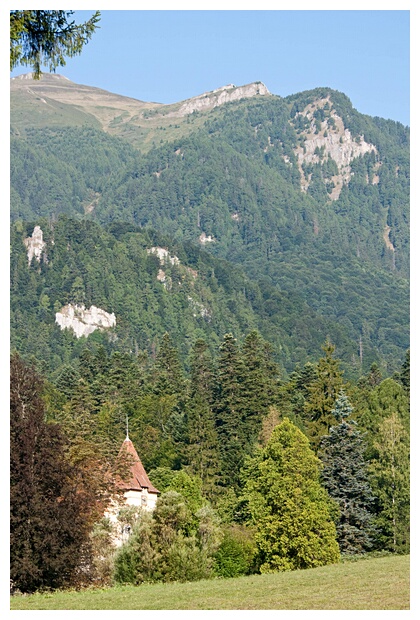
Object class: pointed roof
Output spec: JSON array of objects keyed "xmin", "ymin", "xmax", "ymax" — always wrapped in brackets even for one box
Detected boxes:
[{"xmin": 116, "ymin": 437, "xmax": 159, "ymax": 494}]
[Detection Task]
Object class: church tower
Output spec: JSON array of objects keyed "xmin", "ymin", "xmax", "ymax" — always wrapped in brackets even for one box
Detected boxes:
[
  {"xmin": 116, "ymin": 436, "xmax": 160, "ymax": 511},
  {"xmin": 105, "ymin": 435, "xmax": 160, "ymax": 546}
]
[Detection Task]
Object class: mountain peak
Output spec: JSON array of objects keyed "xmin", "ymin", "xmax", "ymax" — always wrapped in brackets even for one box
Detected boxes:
[{"xmin": 176, "ymin": 81, "xmax": 270, "ymax": 116}]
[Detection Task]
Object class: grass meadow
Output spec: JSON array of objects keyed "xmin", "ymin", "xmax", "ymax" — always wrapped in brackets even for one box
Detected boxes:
[{"xmin": 10, "ymin": 554, "xmax": 409, "ymax": 610}]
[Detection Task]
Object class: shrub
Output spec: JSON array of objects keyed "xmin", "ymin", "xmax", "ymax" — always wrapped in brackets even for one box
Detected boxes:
[{"xmin": 215, "ymin": 525, "xmax": 258, "ymax": 577}]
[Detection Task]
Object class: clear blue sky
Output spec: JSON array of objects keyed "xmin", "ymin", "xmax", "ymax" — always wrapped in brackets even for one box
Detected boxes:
[{"xmin": 10, "ymin": 9, "xmax": 411, "ymax": 126}]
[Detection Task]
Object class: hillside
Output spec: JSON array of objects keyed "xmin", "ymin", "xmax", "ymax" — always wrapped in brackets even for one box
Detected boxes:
[
  {"xmin": 11, "ymin": 216, "xmax": 360, "ymax": 376},
  {"xmin": 10, "ymin": 73, "xmax": 271, "ymax": 151},
  {"xmin": 10, "ymin": 74, "xmax": 409, "ymax": 376}
]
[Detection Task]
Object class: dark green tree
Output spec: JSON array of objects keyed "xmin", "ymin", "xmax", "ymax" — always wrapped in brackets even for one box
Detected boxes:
[
  {"xmin": 394, "ymin": 349, "xmax": 410, "ymax": 394},
  {"xmin": 151, "ymin": 332, "xmax": 186, "ymax": 397},
  {"xmin": 320, "ymin": 392, "xmax": 376, "ymax": 555},
  {"xmin": 244, "ymin": 418, "xmax": 340, "ymax": 572},
  {"xmin": 214, "ymin": 334, "xmax": 246, "ymax": 487},
  {"xmin": 240, "ymin": 330, "xmax": 280, "ymax": 448},
  {"xmin": 277, "ymin": 361, "xmax": 317, "ymax": 431},
  {"xmin": 356, "ymin": 362, "xmax": 383, "ymax": 391},
  {"xmin": 185, "ymin": 339, "xmax": 220, "ymax": 497},
  {"xmin": 304, "ymin": 340, "xmax": 345, "ymax": 449},
  {"xmin": 10, "ymin": 10, "xmax": 100, "ymax": 78}
]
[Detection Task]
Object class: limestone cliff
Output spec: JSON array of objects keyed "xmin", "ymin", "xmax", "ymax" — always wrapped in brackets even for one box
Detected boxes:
[
  {"xmin": 292, "ymin": 97, "xmax": 378, "ymax": 199},
  {"xmin": 55, "ymin": 304, "xmax": 116, "ymax": 338},
  {"xmin": 24, "ymin": 226, "xmax": 46, "ymax": 265},
  {"xmin": 147, "ymin": 247, "xmax": 180, "ymax": 265},
  {"xmin": 174, "ymin": 82, "xmax": 270, "ymax": 116}
]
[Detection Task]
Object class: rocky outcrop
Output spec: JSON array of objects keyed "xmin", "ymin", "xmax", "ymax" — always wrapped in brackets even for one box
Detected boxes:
[
  {"xmin": 55, "ymin": 304, "xmax": 116, "ymax": 338},
  {"xmin": 147, "ymin": 247, "xmax": 180, "ymax": 265},
  {"xmin": 293, "ymin": 97, "xmax": 378, "ymax": 199},
  {"xmin": 199, "ymin": 232, "xmax": 215, "ymax": 244},
  {"xmin": 174, "ymin": 82, "xmax": 270, "ymax": 116},
  {"xmin": 24, "ymin": 225, "xmax": 46, "ymax": 265}
]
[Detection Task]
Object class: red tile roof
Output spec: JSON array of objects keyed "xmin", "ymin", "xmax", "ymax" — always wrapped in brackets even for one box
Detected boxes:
[{"xmin": 116, "ymin": 437, "xmax": 159, "ymax": 494}]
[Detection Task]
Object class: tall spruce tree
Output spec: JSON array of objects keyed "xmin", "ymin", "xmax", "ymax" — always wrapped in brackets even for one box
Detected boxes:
[
  {"xmin": 304, "ymin": 340, "xmax": 345, "ymax": 449},
  {"xmin": 278, "ymin": 361, "xmax": 317, "ymax": 431},
  {"xmin": 186, "ymin": 339, "xmax": 220, "ymax": 497},
  {"xmin": 136, "ymin": 333, "xmax": 187, "ymax": 468},
  {"xmin": 244, "ymin": 418, "xmax": 340, "ymax": 572},
  {"xmin": 151, "ymin": 332, "xmax": 186, "ymax": 397},
  {"xmin": 240, "ymin": 330, "xmax": 280, "ymax": 449},
  {"xmin": 320, "ymin": 391, "xmax": 375, "ymax": 555},
  {"xmin": 214, "ymin": 333, "xmax": 246, "ymax": 487}
]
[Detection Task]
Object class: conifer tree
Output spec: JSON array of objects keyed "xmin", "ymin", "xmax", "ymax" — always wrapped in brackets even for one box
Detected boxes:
[
  {"xmin": 214, "ymin": 334, "xmax": 246, "ymax": 487},
  {"xmin": 320, "ymin": 391, "xmax": 376, "ymax": 555},
  {"xmin": 10, "ymin": 10, "xmax": 100, "ymax": 78},
  {"xmin": 401, "ymin": 349, "xmax": 410, "ymax": 393},
  {"xmin": 304, "ymin": 339, "xmax": 345, "ymax": 449},
  {"xmin": 278, "ymin": 361, "xmax": 317, "ymax": 431},
  {"xmin": 396, "ymin": 349, "xmax": 410, "ymax": 394},
  {"xmin": 152, "ymin": 332, "xmax": 186, "ymax": 397},
  {"xmin": 240, "ymin": 330, "xmax": 280, "ymax": 448},
  {"xmin": 131, "ymin": 334, "xmax": 186, "ymax": 470},
  {"xmin": 244, "ymin": 418, "xmax": 340, "ymax": 572},
  {"xmin": 186, "ymin": 339, "xmax": 220, "ymax": 497}
]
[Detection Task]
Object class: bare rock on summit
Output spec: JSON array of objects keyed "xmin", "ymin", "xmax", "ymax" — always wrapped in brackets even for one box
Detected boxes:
[{"xmin": 174, "ymin": 82, "xmax": 270, "ymax": 116}]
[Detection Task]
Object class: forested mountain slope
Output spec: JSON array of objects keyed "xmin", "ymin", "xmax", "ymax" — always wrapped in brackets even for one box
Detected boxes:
[
  {"xmin": 11, "ymin": 217, "xmax": 363, "ymax": 376},
  {"xmin": 10, "ymin": 76, "xmax": 409, "ymax": 376}
]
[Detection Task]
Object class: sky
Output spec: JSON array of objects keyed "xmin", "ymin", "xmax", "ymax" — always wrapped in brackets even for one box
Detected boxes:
[{"xmin": 9, "ymin": 6, "xmax": 411, "ymax": 127}]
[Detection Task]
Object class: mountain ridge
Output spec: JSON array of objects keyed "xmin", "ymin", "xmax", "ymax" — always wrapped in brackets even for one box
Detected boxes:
[
  {"xmin": 10, "ymin": 74, "xmax": 409, "ymax": 376},
  {"xmin": 11, "ymin": 74, "xmax": 272, "ymax": 149}
]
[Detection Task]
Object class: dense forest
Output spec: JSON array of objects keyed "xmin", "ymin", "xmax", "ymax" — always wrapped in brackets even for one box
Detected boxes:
[
  {"xmin": 11, "ymin": 333, "xmax": 409, "ymax": 591},
  {"xmin": 10, "ymin": 84, "xmax": 409, "ymax": 375},
  {"xmin": 10, "ymin": 76, "xmax": 409, "ymax": 594}
]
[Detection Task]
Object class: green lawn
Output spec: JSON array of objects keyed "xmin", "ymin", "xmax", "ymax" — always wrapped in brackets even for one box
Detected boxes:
[{"xmin": 10, "ymin": 554, "xmax": 409, "ymax": 610}]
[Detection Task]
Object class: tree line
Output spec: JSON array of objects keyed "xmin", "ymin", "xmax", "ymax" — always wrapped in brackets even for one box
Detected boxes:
[{"xmin": 10, "ymin": 331, "xmax": 409, "ymax": 593}]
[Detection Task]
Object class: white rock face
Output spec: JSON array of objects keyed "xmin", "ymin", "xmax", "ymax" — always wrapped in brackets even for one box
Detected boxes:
[
  {"xmin": 55, "ymin": 304, "xmax": 116, "ymax": 338},
  {"xmin": 24, "ymin": 225, "xmax": 46, "ymax": 265},
  {"xmin": 175, "ymin": 82, "xmax": 270, "ymax": 116},
  {"xmin": 199, "ymin": 232, "xmax": 215, "ymax": 244},
  {"xmin": 147, "ymin": 247, "xmax": 180, "ymax": 265},
  {"xmin": 293, "ymin": 97, "xmax": 378, "ymax": 199}
]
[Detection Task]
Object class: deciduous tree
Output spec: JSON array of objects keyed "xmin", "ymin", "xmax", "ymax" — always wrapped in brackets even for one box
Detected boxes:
[
  {"xmin": 10, "ymin": 354, "xmax": 105, "ymax": 592},
  {"xmin": 369, "ymin": 411, "xmax": 410, "ymax": 554}
]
